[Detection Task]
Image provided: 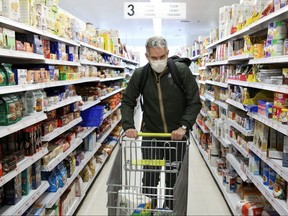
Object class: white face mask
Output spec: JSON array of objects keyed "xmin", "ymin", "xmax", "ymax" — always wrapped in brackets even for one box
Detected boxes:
[{"xmin": 150, "ymin": 59, "xmax": 167, "ymax": 73}]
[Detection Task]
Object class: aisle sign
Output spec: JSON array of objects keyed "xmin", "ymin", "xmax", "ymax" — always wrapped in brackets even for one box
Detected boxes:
[{"xmin": 124, "ymin": 2, "xmax": 186, "ymax": 19}]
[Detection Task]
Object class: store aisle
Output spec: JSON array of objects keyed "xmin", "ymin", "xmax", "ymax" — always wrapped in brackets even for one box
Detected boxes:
[{"xmin": 76, "ymin": 133, "xmax": 231, "ymax": 216}]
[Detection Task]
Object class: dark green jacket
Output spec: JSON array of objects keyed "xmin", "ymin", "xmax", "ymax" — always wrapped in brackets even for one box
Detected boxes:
[{"xmin": 121, "ymin": 61, "xmax": 202, "ymax": 133}]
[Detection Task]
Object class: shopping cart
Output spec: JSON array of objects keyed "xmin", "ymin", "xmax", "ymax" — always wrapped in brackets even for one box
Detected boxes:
[{"xmin": 107, "ymin": 132, "xmax": 189, "ymax": 215}]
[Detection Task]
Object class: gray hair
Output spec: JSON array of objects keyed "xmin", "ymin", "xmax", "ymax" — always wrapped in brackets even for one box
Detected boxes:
[{"xmin": 145, "ymin": 36, "xmax": 168, "ymax": 52}]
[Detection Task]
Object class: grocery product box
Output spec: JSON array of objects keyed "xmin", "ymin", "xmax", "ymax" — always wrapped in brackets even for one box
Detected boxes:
[
  {"xmin": 2, "ymin": 0, "xmax": 20, "ymax": 22},
  {"xmin": 2, "ymin": 28, "xmax": 15, "ymax": 50},
  {"xmin": 4, "ymin": 174, "xmax": 22, "ymax": 205}
]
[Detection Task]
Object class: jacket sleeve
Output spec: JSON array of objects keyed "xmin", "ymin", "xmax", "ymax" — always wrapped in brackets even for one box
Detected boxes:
[
  {"xmin": 177, "ymin": 63, "xmax": 202, "ymax": 130},
  {"xmin": 121, "ymin": 68, "xmax": 142, "ymax": 131}
]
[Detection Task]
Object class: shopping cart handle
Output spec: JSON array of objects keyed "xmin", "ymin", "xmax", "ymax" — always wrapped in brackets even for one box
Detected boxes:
[{"xmin": 137, "ymin": 132, "xmax": 171, "ymax": 137}]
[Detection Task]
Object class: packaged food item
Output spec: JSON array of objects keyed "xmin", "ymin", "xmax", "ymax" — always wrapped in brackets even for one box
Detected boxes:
[
  {"xmin": 4, "ymin": 174, "xmax": 22, "ymax": 205},
  {"xmin": 34, "ymin": 90, "xmax": 43, "ymax": 112},
  {"xmin": 0, "ymin": 67, "xmax": 7, "ymax": 86},
  {"xmin": 2, "ymin": 0, "xmax": 20, "ymax": 21},
  {"xmin": 0, "ymin": 95, "xmax": 17, "ymax": 125},
  {"xmin": 31, "ymin": 160, "xmax": 41, "ymax": 189},
  {"xmin": 2, "ymin": 28, "xmax": 15, "ymax": 50},
  {"xmin": 2, "ymin": 64, "xmax": 15, "ymax": 85},
  {"xmin": 9, "ymin": 94, "xmax": 22, "ymax": 121},
  {"xmin": 21, "ymin": 166, "xmax": 32, "ymax": 196},
  {"xmin": 273, "ymin": 174, "xmax": 286, "ymax": 199}
]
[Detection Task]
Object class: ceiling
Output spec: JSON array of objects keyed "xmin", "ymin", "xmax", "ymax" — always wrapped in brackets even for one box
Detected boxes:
[{"xmin": 59, "ymin": 0, "xmax": 239, "ymax": 47}]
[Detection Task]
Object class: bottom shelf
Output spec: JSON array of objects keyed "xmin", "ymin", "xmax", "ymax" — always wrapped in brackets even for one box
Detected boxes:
[
  {"xmin": 191, "ymin": 133, "xmax": 240, "ymax": 215},
  {"xmin": 66, "ymin": 141, "xmax": 118, "ymax": 215}
]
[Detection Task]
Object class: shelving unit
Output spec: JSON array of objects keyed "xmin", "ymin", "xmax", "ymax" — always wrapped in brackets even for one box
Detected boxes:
[
  {"xmin": 205, "ymin": 122, "xmax": 230, "ymax": 148},
  {"xmin": 0, "ymin": 49, "xmax": 45, "ymax": 59},
  {"xmin": 196, "ymin": 121, "xmax": 210, "ymax": 134},
  {"xmin": 227, "ymin": 136, "xmax": 250, "ymax": 158},
  {"xmin": 80, "ymin": 99, "xmax": 101, "ymax": 111},
  {"xmin": 100, "ymin": 88, "xmax": 125, "ymax": 100},
  {"xmin": 248, "ymin": 55, "xmax": 288, "ymax": 65},
  {"xmin": 226, "ymin": 118, "xmax": 254, "ymax": 137},
  {"xmin": 205, "ymin": 80, "xmax": 228, "ymax": 88},
  {"xmin": 44, "ymin": 59, "xmax": 81, "ymax": 66},
  {"xmin": 45, "ymin": 96, "xmax": 82, "ymax": 112},
  {"xmin": 228, "ymin": 54, "xmax": 253, "ymax": 62},
  {"xmin": 226, "ymin": 153, "xmax": 248, "ymax": 181},
  {"xmin": 214, "ymin": 100, "xmax": 228, "ymax": 110},
  {"xmin": 206, "ymin": 60, "xmax": 229, "ymax": 66},
  {"xmin": 80, "ymin": 59, "xmax": 125, "ymax": 69},
  {"xmin": 226, "ymin": 99, "xmax": 247, "ymax": 112},
  {"xmin": 103, "ymin": 104, "xmax": 121, "ymax": 120}
]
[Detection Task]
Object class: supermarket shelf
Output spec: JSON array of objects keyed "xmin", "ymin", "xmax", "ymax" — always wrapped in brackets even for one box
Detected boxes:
[
  {"xmin": 214, "ymin": 100, "xmax": 228, "ymax": 110},
  {"xmin": 192, "ymin": 133, "xmax": 239, "ymax": 215},
  {"xmin": 198, "ymin": 66, "xmax": 207, "ymax": 70},
  {"xmin": 227, "ymin": 80, "xmax": 288, "ymax": 95},
  {"xmin": 226, "ymin": 99, "xmax": 247, "ymax": 112},
  {"xmin": 122, "ymin": 58, "xmax": 139, "ymax": 65},
  {"xmin": 205, "ymin": 80, "xmax": 228, "ymax": 88},
  {"xmin": 103, "ymin": 103, "xmax": 121, "ymax": 120},
  {"xmin": 0, "ymin": 49, "xmax": 45, "ymax": 60},
  {"xmin": 226, "ymin": 153, "xmax": 248, "ymax": 181},
  {"xmin": 45, "ymin": 96, "xmax": 82, "ymax": 112},
  {"xmin": 41, "ymin": 138, "xmax": 83, "ymax": 172},
  {"xmin": 0, "ymin": 181, "xmax": 49, "ymax": 216},
  {"xmin": 204, "ymin": 93, "xmax": 215, "ymax": 102},
  {"xmin": 0, "ymin": 83, "xmax": 46, "ymax": 94},
  {"xmin": 205, "ymin": 122, "xmax": 230, "ymax": 148},
  {"xmin": 97, "ymin": 119, "xmax": 121, "ymax": 145},
  {"xmin": 41, "ymin": 118, "xmax": 83, "ymax": 142},
  {"xmin": 200, "ymin": 95, "xmax": 206, "ymax": 101},
  {"xmin": 227, "ymin": 118, "xmax": 254, "ymax": 137},
  {"xmin": 77, "ymin": 127, "xmax": 97, "ymax": 139},
  {"xmin": 80, "ymin": 59, "xmax": 125, "ymax": 69},
  {"xmin": 248, "ymin": 112, "xmax": 288, "ymax": 136},
  {"xmin": 99, "ymin": 77, "xmax": 125, "ymax": 82},
  {"xmin": 44, "ymin": 77, "xmax": 101, "ymax": 88},
  {"xmin": 0, "ymin": 113, "xmax": 47, "ymax": 138},
  {"xmin": 0, "ymin": 148, "xmax": 48, "ymax": 187},
  {"xmin": 198, "ymin": 80, "xmax": 206, "ymax": 85},
  {"xmin": 42, "ymin": 32, "xmax": 79, "ymax": 46},
  {"xmin": 248, "ymin": 142, "xmax": 288, "ymax": 183},
  {"xmin": 192, "ymin": 72, "xmax": 200, "ymax": 76},
  {"xmin": 249, "ymin": 55, "xmax": 288, "ymax": 65},
  {"xmin": 206, "ymin": 6, "xmax": 288, "ymax": 49},
  {"xmin": 200, "ymin": 110, "xmax": 207, "ymax": 117},
  {"xmin": 246, "ymin": 171, "xmax": 288, "ymax": 215},
  {"xmin": 44, "ymin": 59, "xmax": 81, "ymax": 66},
  {"xmin": 228, "ymin": 54, "xmax": 253, "ymax": 62},
  {"xmin": 100, "ymin": 88, "xmax": 125, "ymax": 100},
  {"xmin": 196, "ymin": 121, "xmax": 210, "ymax": 134},
  {"xmin": 227, "ymin": 136, "xmax": 250, "ymax": 158},
  {"xmin": 206, "ymin": 60, "xmax": 229, "ymax": 66},
  {"xmin": 190, "ymin": 55, "xmax": 201, "ymax": 61},
  {"xmin": 80, "ymin": 99, "xmax": 101, "ymax": 111},
  {"xmin": 39, "ymin": 142, "xmax": 102, "ymax": 208}
]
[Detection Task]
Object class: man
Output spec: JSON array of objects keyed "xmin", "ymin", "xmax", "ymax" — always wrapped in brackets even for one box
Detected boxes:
[{"xmin": 121, "ymin": 36, "xmax": 201, "ymax": 211}]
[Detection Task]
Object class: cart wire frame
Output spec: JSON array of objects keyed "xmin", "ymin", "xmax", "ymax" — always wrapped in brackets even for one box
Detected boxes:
[{"xmin": 107, "ymin": 135, "xmax": 189, "ymax": 215}]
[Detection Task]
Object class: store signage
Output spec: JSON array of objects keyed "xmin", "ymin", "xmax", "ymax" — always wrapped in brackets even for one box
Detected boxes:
[{"xmin": 124, "ymin": 2, "xmax": 186, "ymax": 19}]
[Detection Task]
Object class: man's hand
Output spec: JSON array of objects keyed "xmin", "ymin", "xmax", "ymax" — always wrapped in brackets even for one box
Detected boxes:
[
  {"xmin": 171, "ymin": 127, "xmax": 186, "ymax": 140},
  {"xmin": 125, "ymin": 129, "xmax": 138, "ymax": 138}
]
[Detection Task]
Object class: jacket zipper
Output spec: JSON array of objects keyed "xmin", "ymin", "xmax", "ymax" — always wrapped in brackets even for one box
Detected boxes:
[{"xmin": 156, "ymin": 74, "xmax": 168, "ymax": 133}]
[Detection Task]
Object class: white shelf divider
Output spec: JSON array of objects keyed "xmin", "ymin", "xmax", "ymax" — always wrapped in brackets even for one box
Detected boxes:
[
  {"xmin": 227, "ymin": 80, "xmax": 288, "ymax": 95},
  {"xmin": 248, "ymin": 142, "xmax": 288, "ymax": 183},
  {"xmin": 0, "ymin": 113, "xmax": 47, "ymax": 138},
  {"xmin": 80, "ymin": 60, "xmax": 125, "ymax": 69},
  {"xmin": 196, "ymin": 121, "xmax": 210, "ymax": 134},
  {"xmin": 0, "ymin": 181, "xmax": 49, "ymax": 216},
  {"xmin": 248, "ymin": 112, "xmax": 288, "ymax": 136},
  {"xmin": 226, "ymin": 153, "xmax": 248, "ymax": 181},
  {"xmin": 103, "ymin": 103, "xmax": 121, "ymax": 120},
  {"xmin": 192, "ymin": 72, "xmax": 200, "ymax": 76},
  {"xmin": 192, "ymin": 133, "xmax": 240, "ymax": 215},
  {"xmin": 226, "ymin": 99, "xmax": 247, "ymax": 112},
  {"xmin": 214, "ymin": 100, "xmax": 228, "ymax": 110},
  {"xmin": 228, "ymin": 54, "xmax": 253, "ymax": 62},
  {"xmin": 45, "ymin": 96, "xmax": 82, "ymax": 112},
  {"xmin": 39, "ymin": 142, "xmax": 102, "ymax": 208},
  {"xmin": 76, "ymin": 127, "xmax": 97, "ymax": 139},
  {"xmin": 205, "ymin": 80, "xmax": 229, "ymax": 88},
  {"xmin": 44, "ymin": 77, "xmax": 100, "ymax": 88},
  {"xmin": 44, "ymin": 59, "xmax": 81, "ymax": 66},
  {"xmin": 246, "ymin": 171, "xmax": 288, "ymax": 215},
  {"xmin": 0, "ymin": 49, "xmax": 45, "ymax": 60},
  {"xmin": 0, "ymin": 147, "xmax": 48, "ymax": 187},
  {"xmin": 41, "ymin": 118, "xmax": 83, "ymax": 142},
  {"xmin": 100, "ymin": 88, "xmax": 125, "ymax": 100},
  {"xmin": 249, "ymin": 55, "xmax": 288, "ymax": 65},
  {"xmin": 80, "ymin": 99, "xmax": 101, "ymax": 111},
  {"xmin": 227, "ymin": 136, "xmax": 250, "ymax": 158},
  {"xmin": 198, "ymin": 80, "xmax": 206, "ymax": 85},
  {"xmin": 200, "ymin": 110, "xmax": 207, "ymax": 117},
  {"xmin": 42, "ymin": 138, "xmax": 83, "ymax": 172},
  {"xmin": 227, "ymin": 118, "xmax": 254, "ymax": 137},
  {"xmin": 204, "ymin": 93, "xmax": 215, "ymax": 102},
  {"xmin": 99, "ymin": 77, "xmax": 125, "ymax": 82},
  {"xmin": 198, "ymin": 66, "xmax": 207, "ymax": 70},
  {"xmin": 206, "ymin": 60, "xmax": 229, "ymax": 66}
]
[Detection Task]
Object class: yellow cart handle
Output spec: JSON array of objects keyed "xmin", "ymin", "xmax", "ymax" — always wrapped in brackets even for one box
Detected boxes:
[{"xmin": 137, "ymin": 132, "xmax": 171, "ymax": 137}]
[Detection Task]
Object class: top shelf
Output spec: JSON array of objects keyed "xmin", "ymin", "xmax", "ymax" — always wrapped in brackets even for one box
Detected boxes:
[{"xmin": 206, "ymin": 6, "xmax": 288, "ymax": 49}]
